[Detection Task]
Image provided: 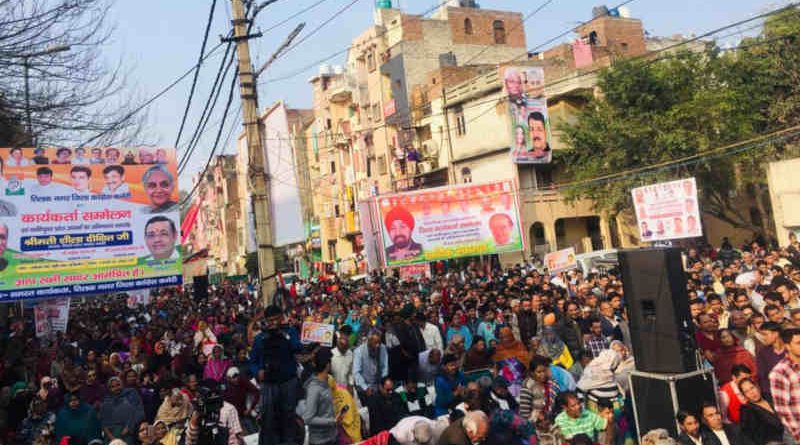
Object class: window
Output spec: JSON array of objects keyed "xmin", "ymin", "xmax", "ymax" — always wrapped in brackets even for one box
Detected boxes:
[
  {"xmin": 327, "ymin": 240, "xmax": 337, "ymax": 261},
  {"xmin": 334, "ymin": 204, "xmax": 341, "ymax": 217},
  {"xmin": 453, "ymin": 105, "xmax": 466, "ymax": 136},
  {"xmin": 493, "ymin": 20, "xmax": 506, "ymax": 44},
  {"xmin": 330, "ymin": 161, "xmax": 336, "ymax": 174},
  {"xmin": 464, "ymin": 18, "xmax": 473, "ymax": 35},
  {"xmin": 620, "ymin": 42, "xmax": 629, "ymax": 51},
  {"xmin": 461, "ymin": 167, "xmax": 472, "ymax": 183},
  {"xmin": 377, "ymin": 155, "xmax": 387, "ymax": 175},
  {"xmin": 326, "ymin": 118, "xmax": 332, "ymax": 130},
  {"xmin": 372, "ymin": 104, "xmax": 382, "ymax": 122},
  {"xmin": 366, "ymin": 50, "xmax": 376, "ymax": 72}
]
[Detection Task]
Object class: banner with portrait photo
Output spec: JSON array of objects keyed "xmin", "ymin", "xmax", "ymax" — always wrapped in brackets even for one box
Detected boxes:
[
  {"xmin": 632, "ymin": 177, "xmax": 703, "ymax": 242},
  {"xmin": 34, "ymin": 298, "xmax": 70, "ymax": 338},
  {"xmin": 377, "ymin": 180, "xmax": 523, "ymax": 267},
  {"xmin": 0, "ymin": 147, "xmax": 182, "ymax": 301},
  {"xmin": 500, "ymin": 66, "xmax": 552, "ymax": 164},
  {"xmin": 543, "ymin": 247, "xmax": 577, "ymax": 273}
]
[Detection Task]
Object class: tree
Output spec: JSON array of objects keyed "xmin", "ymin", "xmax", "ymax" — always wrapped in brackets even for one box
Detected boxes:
[
  {"xmin": 0, "ymin": 0, "xmax": 143, "ymax": 146},
  {"xmin": 559, "ymin": 8, "xmax": 800, "ymax": 240}
]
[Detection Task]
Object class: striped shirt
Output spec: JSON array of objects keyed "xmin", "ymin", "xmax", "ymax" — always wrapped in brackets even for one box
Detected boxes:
[
  {"xmin": 554, "ymin": 409, "xmax": 607, "ymax": 440},
  {"xmin": 769, "ymin": 357, "xmax": 800, "ymax": 442}
]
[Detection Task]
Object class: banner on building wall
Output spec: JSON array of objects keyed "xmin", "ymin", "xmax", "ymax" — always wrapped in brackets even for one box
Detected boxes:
[
  {"xmin": 543, "ymin": 247, "xmax": 577, "ymax": 273},
  {"xmin": 0, "ymin": 147, "xmax": 182, "ymax": 301},
  {"xmin": 500, "ymin": 66, "xmax": 552, "ymax": 164},
  {"xmin": 396, "ymin": 263, "xmax": 431, "ymax": 281},
  {"xmin": 34, "ymin": 298, "xmax": 70, "ymax": 338},
  {"xmin": 632, "ymin": 177, "xmax": 703, "ymax": 242},
  {"xmin": 377, "ymin": 180, "xmax": 523, "ymax": 267},
  {"xmin": 263, "ymin": 102, "xmax": 305, "ymax": 246}
]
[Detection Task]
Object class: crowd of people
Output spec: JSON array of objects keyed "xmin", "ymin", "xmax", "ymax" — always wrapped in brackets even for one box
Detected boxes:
[{"xmin": 0, "ymin": 235, "xmax": 800, "ymax": 445}]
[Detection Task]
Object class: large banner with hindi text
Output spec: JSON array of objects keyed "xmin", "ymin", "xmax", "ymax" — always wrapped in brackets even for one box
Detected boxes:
[
  {"xmin": 377, "ymin": 180, "xmax": 523, "ymax": 267},
  {"xmin": 0, "ymin": 147, "xmax": 182, "ymax": 300}
]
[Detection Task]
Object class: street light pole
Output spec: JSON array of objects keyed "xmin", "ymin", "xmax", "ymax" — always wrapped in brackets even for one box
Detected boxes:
[{"xmin": 19, "ymin": 44, "xmax": 71, "ymax": 145}]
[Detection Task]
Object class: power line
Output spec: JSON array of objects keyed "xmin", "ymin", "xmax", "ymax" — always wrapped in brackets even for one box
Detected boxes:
[
  {"xmin": 262, "ymin": 0, "xmax": 334, "ymax": 34},
  {"xmin": 280, "ymin": 0, "xmax": 364, "ymax": 57},
  {"xmin": 180, "ymin": 67, "xmax": 240, "ymax": 206},
  {"xmin": 174, "ymin": 0, "xmax": 219, "ymax": 149},
  {"xmin": 179, "ymin": 44, "xmax": 236, "ymax": 172}
]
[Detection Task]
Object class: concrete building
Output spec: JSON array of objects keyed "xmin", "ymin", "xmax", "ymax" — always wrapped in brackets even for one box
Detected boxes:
[{"xmin": 768, "ymin": 158, "xmax": 800, "ymax": 245}]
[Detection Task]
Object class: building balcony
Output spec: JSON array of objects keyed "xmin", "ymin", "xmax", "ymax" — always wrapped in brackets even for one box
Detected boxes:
[{"xmin": 327, "ymin": 76, "xmax": 357, "ymax": 104}]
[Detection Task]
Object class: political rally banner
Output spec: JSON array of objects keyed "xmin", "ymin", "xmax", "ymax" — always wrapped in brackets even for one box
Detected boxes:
[
  {"xmin": 0, "ymin": 147, "xmax": 182, "ymax": 301},
  {"xmin": 543, "ymin": 247, "xmax": 577, "ymax": 273},
  {"xmin": 500, "ymin": 66, "xmax": 552, "ymax": 164},
  {"xmin": 632, "ymin": 177, "xmax": 703, "ymax": 242},
  {"xmin": 301, "ymin": 321, "xmax": 335, "ymax": 347},
  {"xmin": 397, "ymin": 263, "xmax": 431, "ymax": 282},
  {"xmin": 377, "ymin": 180, "xmax": 523, "ymax": 267},
  {"xmin": 34, "ymin": 298, "xmax": 70, "ymax": 338}
]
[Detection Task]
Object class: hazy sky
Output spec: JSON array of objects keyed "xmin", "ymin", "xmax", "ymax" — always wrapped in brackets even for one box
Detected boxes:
[{"xmin": 106, "ymin": 0, "xmax": 783, "ymax": 188}]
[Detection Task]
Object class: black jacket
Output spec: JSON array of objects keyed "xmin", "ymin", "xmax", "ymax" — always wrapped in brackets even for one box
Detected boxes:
[
  {"xmin": 740, "ymin": 403, "xmax": 784, "ymax": 445},
  {"xmin": 517, "ymin": 310, "xmax": 537, "ymax": 344}
]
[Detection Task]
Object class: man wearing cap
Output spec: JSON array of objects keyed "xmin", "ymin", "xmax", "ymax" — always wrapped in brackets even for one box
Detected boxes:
[{"xmin": 385, "ymin": 206, "xmax": 423, "ymax": 261}]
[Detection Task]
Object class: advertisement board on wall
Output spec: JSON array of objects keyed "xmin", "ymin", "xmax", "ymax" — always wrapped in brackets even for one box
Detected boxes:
[
  {"xmin": 377, "ymin": 180, "xmax": 523, "ymax": 267},
  {"xmin": 632, "ymin": 177, "xmax": 703, "ymax": 242},
  {"xmin": 500, "ymin": 66, "xmax": 552, "ymax": 164},
  {"xmin": 0, "ymin": 147, "xmax": 182, "ymax": 301}
]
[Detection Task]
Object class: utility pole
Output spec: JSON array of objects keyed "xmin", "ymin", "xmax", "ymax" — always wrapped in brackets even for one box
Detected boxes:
[{"xmin": 228, "ymin": 0, "xmax": 277, "ymax": 303}]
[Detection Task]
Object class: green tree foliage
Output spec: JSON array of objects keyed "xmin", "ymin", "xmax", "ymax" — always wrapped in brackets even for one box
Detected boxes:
[{"xmin": 560, "ymin": 7, "xmax": 800, "ymax": 237}]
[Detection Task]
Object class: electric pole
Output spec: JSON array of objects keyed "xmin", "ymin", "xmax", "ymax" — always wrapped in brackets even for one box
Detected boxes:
[{"xmin": 229, "ymin": 0, "xmax": 277, "ymax": 303}]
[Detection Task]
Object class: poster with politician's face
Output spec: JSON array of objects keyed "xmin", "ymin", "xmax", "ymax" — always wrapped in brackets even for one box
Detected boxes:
[{"xmin": 500, "ymin": 66, "xmax": 551, "ymax": 164}]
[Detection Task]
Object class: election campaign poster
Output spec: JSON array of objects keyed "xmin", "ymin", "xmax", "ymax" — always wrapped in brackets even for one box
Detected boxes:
[
  {"xmin": 543, "ymin": 247, "xmax": 577, "ymax": 273},
  {"xmin": 397, "ymin": 263, "xmax": 431, "ymax": 282},
  {"xmin": 377, "ymin": 180, "xmax": 523, "ymax": 267},
  {"xmin": 301, "ymin": 321, "xmax": 335, "ymax": 347},
  {"xmin": 0, "ymin": 147, "xmax": 182, "ymax": 301},
  {"xmin": 632, "ymin": 177, "xmax": 703, "ymax": 242},
  {"xmin": 500, "ymin": 66, "xmax": 552, "ymax": 164},
  {"xmin": 34, "ymin": 298, "xmax": 70, "ymax": 338}
]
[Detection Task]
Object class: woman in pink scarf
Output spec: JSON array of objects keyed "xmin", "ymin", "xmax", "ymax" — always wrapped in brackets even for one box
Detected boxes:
[{"xmin": 203, "ymin": 345, "xmax": 230, "ymax": 382}]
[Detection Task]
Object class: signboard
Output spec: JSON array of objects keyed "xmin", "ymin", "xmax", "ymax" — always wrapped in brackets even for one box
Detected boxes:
[
  {"xmin": 543, "ymin": 247, "xmax": 577, "ymax": 273},
  {"xmin": 397, "ymin": 263, "xmax": 431, "ymax": 281},
  {"xmin": 34, "ymin": 298, "xmax": 70, "ymax": 338},
  {"xmin": 377, "ymin": 180, "xmax": 523, "ymax": 267},
  {"xmin": 301, "ymin": 321, "xmax": 335, "ymax": 347},
  {"xmin": 0, "ymin": 147, "xmax": 182, "ymax": 301},
  {"xmin": 632, "ymin": 177, "xmax": 702, "ymax": 242},
  {"xmin": 500, "ymin": 66, "xmax": 552, "ymax": 164}
]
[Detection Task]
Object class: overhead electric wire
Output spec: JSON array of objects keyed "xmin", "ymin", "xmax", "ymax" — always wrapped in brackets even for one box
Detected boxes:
[
  {"xmin": 178, "ymin": 43, "xmax": 236, "ymax": 172},
  {"xmin": 262, "ymin": 0, "xmax": 333, "ymax": 34},
  {"xmin": 180, "ymin": 68, "xmax": 240, "ymax": 206},
  {"xmin": 280, "ymin": 0, "xmax": 365, "ymax": 57},
  {"xmin": 174, "ymin": 0, "xmax": 219, "ymax": 149}
]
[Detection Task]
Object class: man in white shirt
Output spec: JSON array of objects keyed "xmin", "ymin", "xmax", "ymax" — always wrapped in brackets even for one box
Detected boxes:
[
  {"xmin": 699, "ymin": 404, "xmax": 750, "ymax": 445},
  {"xmin": 331, "ymin": 326, "xmax": 354, "ymax": 388},
  {"xmin": 417, "ymin": 312, "xmax": 443, "ymax": 352}
]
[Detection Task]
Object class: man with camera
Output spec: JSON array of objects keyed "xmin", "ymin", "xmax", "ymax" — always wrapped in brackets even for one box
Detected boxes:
[
  {"xmin": 256, "ymin": 305, "xmax": 303, "ymax": 445},
  {"xmin": 185, "ymin": 380, "xmax": 243, "ymax": 445}
]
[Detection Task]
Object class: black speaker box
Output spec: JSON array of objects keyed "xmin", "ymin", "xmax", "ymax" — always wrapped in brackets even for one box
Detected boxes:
[
  {"xmin": 629, "ymin": 369, "xmax": 718, "ymax": 439},
  {"xmin": 193, "ymin": 275, "xmax": 209, "ymax": 301},
  {"xmin": 619, "ymin": 248, "xmax": 697, "ymax": 373}
]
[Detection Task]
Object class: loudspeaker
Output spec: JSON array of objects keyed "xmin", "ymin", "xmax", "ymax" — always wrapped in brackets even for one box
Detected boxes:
[
  {"xmin": 629, "ymin": 369, "xmax": 718, "ymax": 439},
  {"xmin": 193, "ymin": 275, "xmax": 209, "ymax": 302},
  {"xmin": 619, "ymin": 248, "xmax": 697, "ymax": 373}
]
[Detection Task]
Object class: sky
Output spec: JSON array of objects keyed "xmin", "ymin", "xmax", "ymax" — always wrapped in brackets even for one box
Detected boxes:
[{"xmin": 106, "ymin": 0, "xmax": 785, "ymax": 189}]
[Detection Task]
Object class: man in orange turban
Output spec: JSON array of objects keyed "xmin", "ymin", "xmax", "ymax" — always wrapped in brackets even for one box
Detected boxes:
[{"xmin": 384, "ymin": 206, "xmax": 423, "ymax": 261}]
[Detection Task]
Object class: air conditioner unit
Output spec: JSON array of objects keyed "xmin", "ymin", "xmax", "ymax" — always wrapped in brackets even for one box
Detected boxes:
[
  {"xmin": 418, "ymin": 161, "xmax": 433, "ymax": 173},
  {"xmin": 421, "ymin": 140, "xmax": 439, "ymax": 158}
]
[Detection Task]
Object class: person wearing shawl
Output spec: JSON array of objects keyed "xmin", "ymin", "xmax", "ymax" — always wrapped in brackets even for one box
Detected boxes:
[
  {"xmin": 148, "ymin": 340, "xmax": 172, "ymax": 377},
  {"xmin": 486, "ymin": 409, "xmax": 538, "ymax": 445},
  {"xmin": 156, "ymin": 388, "xmax": 191, "ymax": 426},
  {"xmin": 37, "ymin": 375, "xmax": 63, "ymax": 412},
  {"xmin": 577, "ymin": 349, "xmax": 622, "ymax": 402},
  {"xmin": 55, "ymin": 392, "xmax": 101, "ymax": 443},
  {"xmin": 329, "ymin": 374, "xmax": 362, "ymax": 443},
  {"xmin": 537, "ymin": 326, "xmax": 575, "ymax": 371},
  {"xmin": 18, "ymin": 398, "xmax": 55, "ymax": 445},
  {"xmin": 193, "ymin": 321, "xmax": 218, "ymax": 357},
  {"xmin": 519, "ymin": 355, "xmax": 560, "ymax": 426},
  {"xmin": 80, "ymin": 369, "xmax": 105, "ymax": 410},
  {"xmin": 712, "ymin": 328, "xmax": 758, "ymax": 385},
  {"xmin": 100, "ymin": 376, "xmax": 142, "ymax": 444},
  {"xmin": 203, "ymin": 345, "xmax": 231, "ymax": 382},
  {"xmin": 493, "ymin": 327, "xmax": 529, "ymax": 366}
]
